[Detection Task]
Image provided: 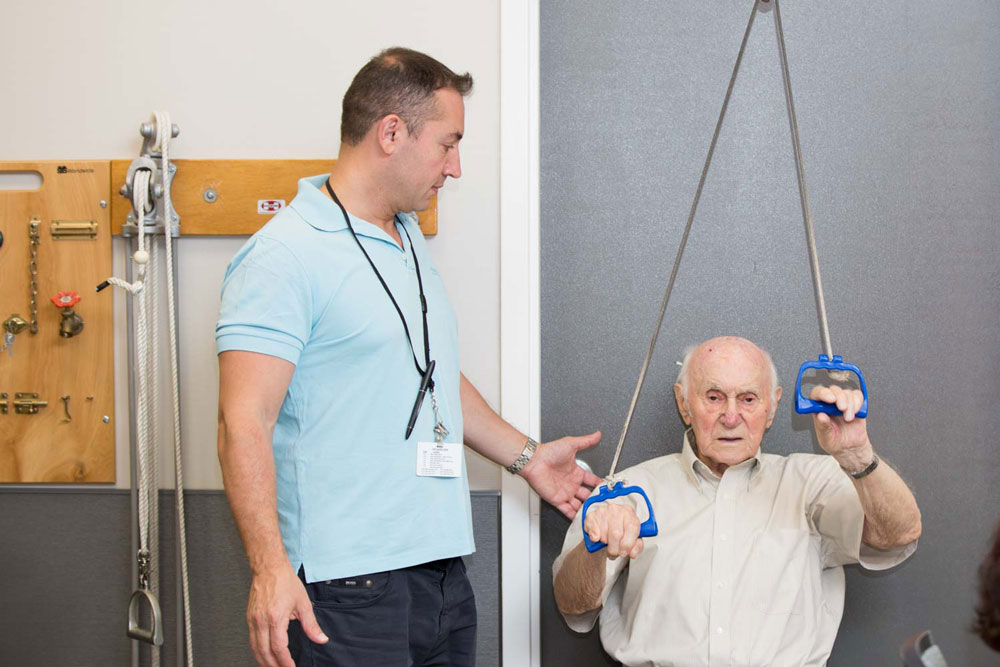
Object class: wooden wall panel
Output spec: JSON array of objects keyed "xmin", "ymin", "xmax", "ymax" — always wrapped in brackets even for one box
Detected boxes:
[
  {"xmin": 0, "ymin": 161, "xmax": 114, "ymax": 482},
  {"xmin": 110, "ymin": 159, "xmax": 438, "ymax": 236}
]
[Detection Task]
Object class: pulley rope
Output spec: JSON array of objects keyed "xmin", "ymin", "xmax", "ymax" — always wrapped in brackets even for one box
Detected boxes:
[
  {"xmin": 152, "ymin": 110, "xmax": 196, "ymax": 667},
  {"xmin": 610, "ymin": 0, "xmax": 844, "ymax": 475},
  {"xmin": 109, "ymin": 111, "xmax": 194, "ymax": 666}
]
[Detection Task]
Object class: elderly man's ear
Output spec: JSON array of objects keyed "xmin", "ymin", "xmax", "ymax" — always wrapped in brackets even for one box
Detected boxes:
[
  {"xmin": 765, "ymin": 386, "xmax": 783, "ymax": 428},
  {"xmin": 673, "ymin": 383, "xmax": 691, "ymax": 426}
]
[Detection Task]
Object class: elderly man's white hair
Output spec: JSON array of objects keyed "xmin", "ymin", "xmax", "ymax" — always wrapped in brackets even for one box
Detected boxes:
[{"xmin": 675, "ymin": 341, "xmax": 780, "ymax": 414}]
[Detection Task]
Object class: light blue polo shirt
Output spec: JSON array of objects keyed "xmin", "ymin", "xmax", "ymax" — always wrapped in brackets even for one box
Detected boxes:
[{"xmin": 216, "ymin": 174, "xmax": 474, "ymax": 582}]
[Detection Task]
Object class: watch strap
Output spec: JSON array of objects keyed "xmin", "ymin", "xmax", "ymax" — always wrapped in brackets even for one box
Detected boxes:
[
  {"xmin": 843, "ymin": 453, "xmax": 879, "ymax": 479},
  {"xmin": 505, "ymin": 438, "xmax": 538, "ymax": 475}
]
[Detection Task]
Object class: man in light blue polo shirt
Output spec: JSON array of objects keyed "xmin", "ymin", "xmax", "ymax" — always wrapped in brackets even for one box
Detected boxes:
[{"xmin": 217, "ymin": 48, "xmax": 603, "ymax": 667}]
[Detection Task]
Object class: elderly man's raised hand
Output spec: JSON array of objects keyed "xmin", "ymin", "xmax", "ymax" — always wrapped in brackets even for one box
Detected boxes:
[
  {"xmin": 583, "ymin": 503, "xmax": 645, "ymax": 560},
  {"xmin": 809, "ymin": 385, "xmax": 875, "ymax": 469}
]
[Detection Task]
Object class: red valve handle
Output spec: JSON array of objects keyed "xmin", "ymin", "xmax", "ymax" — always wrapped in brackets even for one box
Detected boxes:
[{"xmin": 50, "ymin": 291, "xmax": 82, "ymax": 308}]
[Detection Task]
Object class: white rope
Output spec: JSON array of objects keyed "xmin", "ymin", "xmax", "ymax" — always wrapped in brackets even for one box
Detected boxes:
[
  {"xmin": 152, "ymin": 109, "xmax": 196, "ymax": 667},
  {"xmin": 116, "ymin": 111, "xmax": 194, "ymax": 666},
  {"xmin": 123, "ymin": 150, "xmax": 157, "ymax": 666},
  {"xmin": 105, "ymin": 170, "xmax": 151, "ymax": 295},
  {"xmin": 135, "ymin": 229, "xmax": 151, "ymax": 556},
  {"xmin": 148, "ymin": 236, "xmax": 161, "ymax": 667},
  {"xmin": 132, "ymin": 161, "xmax": 153, "ymax": 561}
]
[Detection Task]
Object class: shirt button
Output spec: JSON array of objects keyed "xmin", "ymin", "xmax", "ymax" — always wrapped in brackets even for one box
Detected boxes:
[
  {"xmin": 716, "ymin": 627, "xmax": 724, "ymax": 635},
  {"xmin": 365, "ymin": 579, "xmax": 373, "ymax": 587},
  {"xmin": 716, "ymin": 581, "xmax": 726, "ymax": 589},
  {"xmin": 720, "ymin": 534, "xmax": 728, "ymax": 541}
]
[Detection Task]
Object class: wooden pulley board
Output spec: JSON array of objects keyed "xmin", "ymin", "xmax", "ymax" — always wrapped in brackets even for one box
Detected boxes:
[
  {"xmin": 0, "ymin": 161, "xmax": 114, "ymax": 483},
  {"xmin": 109, "ymin": 159, "xmax": 439, "ymax": 236}
]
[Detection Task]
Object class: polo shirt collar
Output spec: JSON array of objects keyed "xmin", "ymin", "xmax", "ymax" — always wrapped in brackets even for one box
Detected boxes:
[
  {"xmin": 292, "ymin": 174, "xmax": 411, "ymax": 248},
  {"xmin": 680, "ymin": 430, "xmax": 765, "ymax": 492}
]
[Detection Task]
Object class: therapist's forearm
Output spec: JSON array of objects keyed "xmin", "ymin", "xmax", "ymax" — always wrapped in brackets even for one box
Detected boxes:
[
  {"xmin": 554, "ymin": 541, "xmax": 608, "ymax": 616},
  {"xmin": 219, "ymin": 419, "xmax": 290, "ymax": 574},
  {"xmin": 459, "ymin": 373, "xmax": 529, "ymax": 468}
]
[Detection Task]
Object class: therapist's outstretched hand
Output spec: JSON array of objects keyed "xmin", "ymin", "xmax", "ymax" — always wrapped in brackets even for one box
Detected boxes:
[
  {"xmin": 247, "ymin": 565, "xmax": 328, "ymax": 667},
  {"xmin": 521, "ymin": 431, "xmax": 603, "ymax": 520}
]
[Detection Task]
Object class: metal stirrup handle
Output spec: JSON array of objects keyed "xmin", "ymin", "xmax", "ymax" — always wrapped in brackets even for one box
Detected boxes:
[{"xmin": 127, "ymin": 587, "xmax": 164, "ymax": 646}]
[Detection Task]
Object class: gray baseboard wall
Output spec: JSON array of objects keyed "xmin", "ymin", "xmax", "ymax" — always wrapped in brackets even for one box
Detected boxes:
[{"xmin": 0, "ymin": 489, "xmax": 500, "ymax": 666}]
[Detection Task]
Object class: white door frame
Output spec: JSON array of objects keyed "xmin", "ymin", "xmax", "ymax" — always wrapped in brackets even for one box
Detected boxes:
[{"xmin": 499, "ymin": 0, "xmax": 542, "ymax": 665}]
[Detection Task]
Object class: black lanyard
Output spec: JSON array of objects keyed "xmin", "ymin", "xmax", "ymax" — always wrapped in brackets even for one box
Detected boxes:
[{"xmin": 325, "ymin": 179, "xmax": 434, "ymax": 394}]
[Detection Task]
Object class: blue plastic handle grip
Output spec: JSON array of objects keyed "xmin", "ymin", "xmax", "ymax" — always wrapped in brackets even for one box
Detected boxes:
[
  {"xmin": 581, "ymin": 481, "xmax": 659, "ymax": 553},
  {"xmin": 795, "ymin": 354, "xmax": 868, "ymax": 419}
]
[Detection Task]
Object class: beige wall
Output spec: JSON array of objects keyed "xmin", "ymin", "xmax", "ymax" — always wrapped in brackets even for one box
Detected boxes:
[{"xmin": 1, "ymin": 0, "xmax": 502, "ymax": 490}]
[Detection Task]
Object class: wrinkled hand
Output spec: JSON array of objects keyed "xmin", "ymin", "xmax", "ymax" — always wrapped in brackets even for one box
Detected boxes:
[
  {"xmin": 809, "ymin": 385, "xmax": 874, "ymax": 469},
  {"xmin": 247, "ymin": 566, "xmax": 328, "ymax": 667},
  {"xmin": 583, "ymin": 503, "xmax": 645, "ymax": 560},
  {"xmin": 521, "ymin": 431, "xmax": 603, "ymax": 520}
]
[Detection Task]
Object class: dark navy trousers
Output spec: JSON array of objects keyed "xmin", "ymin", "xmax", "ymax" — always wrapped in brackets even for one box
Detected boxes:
[{"xmin": 289, "ymin": 557, "xmax": 477, "ymax": 666}]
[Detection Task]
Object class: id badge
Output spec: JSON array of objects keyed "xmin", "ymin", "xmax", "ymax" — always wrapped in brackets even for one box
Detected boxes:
[{"xmin": 416, "ymin": 441, "xmax": 462, "ymax": 477}]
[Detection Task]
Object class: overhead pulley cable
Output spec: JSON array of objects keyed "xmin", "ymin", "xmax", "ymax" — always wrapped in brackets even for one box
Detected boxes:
[{"xmin": 608, "ymin": 0, "xmax": 760, "ymax": 479}]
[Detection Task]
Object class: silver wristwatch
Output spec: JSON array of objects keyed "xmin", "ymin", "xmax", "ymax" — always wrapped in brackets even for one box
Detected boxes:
[{"xmin": 505, "ymin": 438, "xmax": 538, "ymax": 475}]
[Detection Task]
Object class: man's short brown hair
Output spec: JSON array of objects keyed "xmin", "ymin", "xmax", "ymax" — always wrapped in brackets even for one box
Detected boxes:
[{"xmin": 340, "ymin": 47, "xmax": 473, "ymax": 146}]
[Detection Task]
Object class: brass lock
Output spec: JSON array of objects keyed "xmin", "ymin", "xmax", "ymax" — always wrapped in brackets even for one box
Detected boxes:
[
  {"xmin": 3, "ymin": 314, "xmax": 28, "ymax": 335},
  {"xmin": 13, "ymin": 393, "xmax": 47, "ymax": 415}
]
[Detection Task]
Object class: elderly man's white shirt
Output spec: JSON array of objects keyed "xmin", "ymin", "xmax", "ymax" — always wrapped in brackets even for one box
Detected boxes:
[{"xmin": 553, "ymin": 434, "xmax": 916, "ymax": 667}]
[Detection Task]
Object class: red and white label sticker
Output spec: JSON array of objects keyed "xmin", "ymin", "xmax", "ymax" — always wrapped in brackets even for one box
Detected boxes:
[{"xmin": 257, "ymin": 199, "xmax": 285, "ymax": 214}]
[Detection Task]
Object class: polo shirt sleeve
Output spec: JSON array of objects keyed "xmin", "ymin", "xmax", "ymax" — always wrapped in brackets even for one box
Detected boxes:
[
  {"xmin": 552, "ymin": 497, "xmax": 631, "ymax": 633},
  {"xmin": 216, "ymin": 236, "xmax": 312, "ymax": 365},
  {"xmin": 806, "ymin": 455, "xmax": 916, "ymax": 571}
]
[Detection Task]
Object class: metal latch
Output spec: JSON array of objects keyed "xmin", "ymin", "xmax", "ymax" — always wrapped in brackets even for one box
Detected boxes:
[
  {"xmin": 13, "ymin": 393, "xmax": 47, "ymax": 414},
  {"xmin": 50, "ymin": 220, "xmax": 98, "ymax": 239},
  {"xmin": 0, "ymin": 393, "xmax": 7, "ymax": 415}
]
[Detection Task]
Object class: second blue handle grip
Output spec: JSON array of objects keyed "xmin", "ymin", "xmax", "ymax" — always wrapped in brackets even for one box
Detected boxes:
[
  {"xmin": 581, "ymin": 481, "xmax": 658, "ymax": 553},
  {"xmin": 795, "ymin": 354, "xmax": 868, "ymax": 419}
]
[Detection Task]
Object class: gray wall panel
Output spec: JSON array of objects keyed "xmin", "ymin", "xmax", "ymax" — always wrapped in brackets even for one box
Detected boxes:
[
  {"xmin": 540, "ymin": 1, "xmax": 999, "ymax": 666},
  {"xmin": 0, "ymin": 490, "xmax": 500, "ymax": 666},
  {"xmin": 0, "ymin": 491, "xmax": 132, "ymax": 666},
  {"xmin": 467, "ymin": 492, "xmax": 502, "ymax": 667}
]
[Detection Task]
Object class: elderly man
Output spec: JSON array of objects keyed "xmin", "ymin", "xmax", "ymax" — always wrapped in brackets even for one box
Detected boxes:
[{"xmin": 552, "ymin": 336, "xmax": 921, "ymax": 666}]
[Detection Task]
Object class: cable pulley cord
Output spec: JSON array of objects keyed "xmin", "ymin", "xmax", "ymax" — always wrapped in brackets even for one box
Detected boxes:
[
  {"xmin": 102, "ymin": 131, "xmax": 156, "ymax": 647},
  {"xmin": 154, "ymin": 109, "xmax": 196, "ymax": 667},
  {"xmin": 131, "ymin": 162, "xmax": 155, "ymax": 657},
  {"xmin": 148, "ymin": 216, "xmax": 162, "ymax": 667},
  {"xmin": 772, "ymin": 0, "xmax": 835, "ymax": 359},
  {"xmin": 112, "ymin": 111, "xmax": 194, "ymax": 665},
  {"xmin": 607, "ymin": 1, "xmax": 761, "ymax": 479},
  {"xmin": 132, "ymin": 171, "xmax": 152, "ymax": 564},
  {"xmin": 104, "ymin": 170, "xmax": 151, "ymax": 295}
]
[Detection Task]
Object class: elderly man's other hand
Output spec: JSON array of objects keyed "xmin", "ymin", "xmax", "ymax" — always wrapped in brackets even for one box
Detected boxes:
[
  {"xmin": 521, "ymin": 431, "xmax": 603, "ymax": 520},
  {"xmin": 809, "ymin": 385, "xmax": 875, "ymax": 470},
  {"xmin": 583, "ymin": 503, "xmax": 645, "ymax": 560}
]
